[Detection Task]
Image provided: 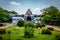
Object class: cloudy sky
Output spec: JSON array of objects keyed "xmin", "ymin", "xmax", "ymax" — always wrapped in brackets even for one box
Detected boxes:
[{"xmin": 0, "ymin": 0, "xmax": 60, "ymax": 15}]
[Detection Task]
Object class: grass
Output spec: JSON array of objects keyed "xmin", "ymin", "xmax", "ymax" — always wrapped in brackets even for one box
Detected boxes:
[{"xmin": 0, "ymin": 25, "xmax": 60, "ymax": 40}]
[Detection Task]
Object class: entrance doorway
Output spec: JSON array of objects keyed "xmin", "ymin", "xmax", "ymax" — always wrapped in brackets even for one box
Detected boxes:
[{"xmin": 27, "ymin": 16, "xmax": 31, "ymax": 21}]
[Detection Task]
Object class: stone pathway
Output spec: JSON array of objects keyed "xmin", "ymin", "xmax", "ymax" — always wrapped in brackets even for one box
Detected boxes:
[{"xmin": 46, "ymin": 25, "xmax": 60, "ymax": 31}]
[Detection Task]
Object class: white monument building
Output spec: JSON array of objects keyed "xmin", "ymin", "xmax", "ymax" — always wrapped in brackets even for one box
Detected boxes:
[{"xmin": 9, "ymin": 9, "xmax": 41, "ymax": 24}]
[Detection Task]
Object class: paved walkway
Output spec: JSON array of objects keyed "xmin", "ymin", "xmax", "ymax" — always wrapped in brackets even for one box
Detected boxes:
[
  {"xmin": 0, "ymin": 23, "xmax": 60, "ymax": 31},
  {"xmin": 0, "ymin": 23, "xmax": 13, "ymax": 29},
  {"xmin": 46, "ymin": 25, "xmax": 60, "ymax": 31}
]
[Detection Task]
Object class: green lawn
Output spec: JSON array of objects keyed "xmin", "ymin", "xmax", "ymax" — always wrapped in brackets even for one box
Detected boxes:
[{"xmin": 0, "ymin": 25, "xmax": 60, "ymax": 40}]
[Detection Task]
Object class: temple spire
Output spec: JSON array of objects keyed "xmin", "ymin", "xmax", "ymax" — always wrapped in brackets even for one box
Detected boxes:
[{"xmin": 26, "ymin": 9, "xmax": 32, "ymax": 15}]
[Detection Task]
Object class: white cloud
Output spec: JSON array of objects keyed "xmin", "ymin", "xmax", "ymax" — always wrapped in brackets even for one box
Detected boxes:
[
  {"xmin": 34, "ymin": 8, "xmax": 40, "ymax": 12},
  {"xmin": 9, "ymin": 1, "xmax": 20, "ymax": 5},
  {"xmin": 33, "ymin": 8, "xmax": 42, "ymax": 15}
]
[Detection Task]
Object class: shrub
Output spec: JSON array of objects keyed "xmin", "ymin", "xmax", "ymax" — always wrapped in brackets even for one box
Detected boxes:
[
  {"xmin": 35, "ymin": 23, "xmax": 41, "ymax": 28},
  {"xmin": 35, "ymin": 23, "xmax": 45, "ymax": 28},
  {"xmin": 24, "ymin": 22, "xmax": 34, "ymax": 38},
  {"xmin": 41, "ymin": 29, "xmax": 52, "ymax": 35},
  {"xmin": 41, "ymin": 24, "xmax": 45, "ymax": 27},
  {"xmin": 0, "ymin": 29, "xmax": 6, "ymax": 34},
  {"xmin": 24, "ymin": 22, "xmax": 34, "ymax": 27},
  {"xmin": 47, "ymin": 27, "xmax": 54, "ymax": 31},
  {"xmin": 24, "ymin": 28, "xmax": 34, "ymax": 38},
  {"xmin": 0, "ymin": 36, "xmax": 2, "ymax": 40},
  {"xmin": 0, "ymin": 24, "xmax": 4, "ymax": 26},
  {"xmin": 55, "ymin": 34, "xmax": 60, "ymax": 40},
  {"xmin": 17, "ymin": 19, "xmax": 25, "ymax": 27}
]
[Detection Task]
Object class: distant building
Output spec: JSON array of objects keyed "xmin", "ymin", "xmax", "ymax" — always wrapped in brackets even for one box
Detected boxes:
[{"xmin": 9, "ymin": 9, "xmax": 41, "ymax": 24}]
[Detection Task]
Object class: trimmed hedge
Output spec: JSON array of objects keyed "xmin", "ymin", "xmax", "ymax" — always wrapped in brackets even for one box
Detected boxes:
[
  {"xmin": 24, "ymin": 22, "xmax": 34, "ymax": 27},
  {"xmin": 0, "ymin": 24, "xmax": 4, "ymax": 26},
  {"xmin": 17, "ymin": 19, "xmax": 25, "ymax": 27},
  {"xmin": 41, "ymin": 29, "xmax": 52, "ymax": 35},
  {"xmin": 47, "ymin": 27, "xmax": 54, "ymax": 31},
  {"xmin": 55, "ymin": 34, "xmax": 60, "ymax": 40},
  {"xmin": 24, "ymin": 28, "xmax": 34, "ymax": 38},
  {"xmin": 0, "ymin": 29, "xmax": 6, "ymax": 34}
]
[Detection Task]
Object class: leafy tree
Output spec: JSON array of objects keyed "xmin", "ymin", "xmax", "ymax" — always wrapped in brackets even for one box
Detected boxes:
[
  {"xmin": 10, "ymin": 11, "xmax": 17, "ymax": 14},
  {"xmin": 0, "ymin": 10, "xmax": 9, "ymax": 22},
  {"xmin": 41, "ymin": 6, "xmax": 60, "ymax": 25},
  {"xmin": 0, "ymin": 7, "xmax": 17, "ymax": 22}
]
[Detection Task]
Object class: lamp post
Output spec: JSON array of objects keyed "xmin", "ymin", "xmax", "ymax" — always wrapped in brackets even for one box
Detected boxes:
[
  {"xmin": 7, "ymin": 31, "xmax": 11, "ymax": 40},
  {"xmin": 0, "ymin": 35, "xmax": 2, "ymax": 40}
]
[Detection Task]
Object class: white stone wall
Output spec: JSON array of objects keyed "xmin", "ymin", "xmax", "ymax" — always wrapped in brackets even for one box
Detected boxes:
[{"xmin": 12, "ymin": 17, "xmax": 24, "ymax": 24}]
